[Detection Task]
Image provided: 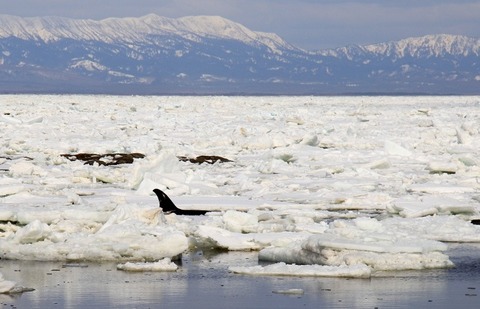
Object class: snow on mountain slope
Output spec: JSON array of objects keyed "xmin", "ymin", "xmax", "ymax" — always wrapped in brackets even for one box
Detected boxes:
[
  {"xmin": 0, "ymin": 14, "xmax": 295, "ymax": 53},
  {"xmin": 0, "ymin": 14, "xmax": 479, "ymax": 94},
  {"xmin": 365, "ymin": 34, "xmax": 480, "ymax": 58},
  {"xmin": 1, "ymin": 14, "xmax": 476, "ymax": 59},
  {"xmin": 177, "ymin": 16, "xmax": 295, "ymax": 52},
  {"xmin": 322, "ymin": 34, "xmax": 480, "ymax": 59}
]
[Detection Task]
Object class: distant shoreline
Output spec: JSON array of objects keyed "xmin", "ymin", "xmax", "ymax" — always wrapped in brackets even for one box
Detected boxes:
[{"xmin": 1, "ymin": 90, "xmax": 477, "ymax": 97}]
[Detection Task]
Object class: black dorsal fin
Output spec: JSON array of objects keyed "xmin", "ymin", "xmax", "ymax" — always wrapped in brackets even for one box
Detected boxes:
[{"xmin": 153, "ymin": 188, "xmax": 208, "ymax": 216}]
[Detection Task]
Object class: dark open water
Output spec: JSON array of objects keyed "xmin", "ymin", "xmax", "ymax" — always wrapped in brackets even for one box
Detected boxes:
[{"xmin": 1, "ymin": 243, "xmax": 480, "ymax": 309}]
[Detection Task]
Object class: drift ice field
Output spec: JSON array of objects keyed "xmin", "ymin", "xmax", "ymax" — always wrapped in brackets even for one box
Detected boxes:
[{"xmin": 1, "ymin": 95, "xmax": 480, "ymax": 291}]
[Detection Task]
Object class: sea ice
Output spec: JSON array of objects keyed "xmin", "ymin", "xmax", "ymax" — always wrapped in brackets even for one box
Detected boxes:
[
  {"xmin": 117, "ymin": 258, "xmax": 178, "ymax": 272},
  {"xmin": 272, "ymin": 289, "xmax": 305, "ymax": 295},
  {"xmin": 258, "ymin": 217, "xmax": 455, "ymax": 271},
  {"xmin": 1, "ymin": 95, "xmax": 480, "ymax": 278},
  {"xmin": 0, "ymin": 273, "xmax": 17, "ymax": 294},
  {"xmin": 229, "ymin": 262, "xmax": 372, "ymax": 278}
]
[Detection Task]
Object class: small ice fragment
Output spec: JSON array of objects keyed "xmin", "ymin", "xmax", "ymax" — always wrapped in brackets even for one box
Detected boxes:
[
  {"xmin": 230, "ymin": 263, "xmax": 371, "ymax": 278},
  {"xmin": 117, "ymin": 258, "xmax": 178, "ymax": 272},
  {"xmin": 62, "ymin": 264, "xmax": 89, "ymax": 268},
  {"xmin": 0, "ymin": 280, "xmax": 17, "ymax": 294},
  {"xmin": 273, "ymin": 289, "xmax": 304, "ymax": 295},
  {"xmin": 427, "ymin": 161, "xmax": 458, "ymax": 174},
  {"xmin": 384, "ymin": 140, "xmax": 412, "ymax": 156},
  {"xmin": 0, "ymin": 185, "xmax": 25, "ymax": 197},
  {"xmin": 0, "ymin": 273, "xmax": 24, "ymax": 294}
]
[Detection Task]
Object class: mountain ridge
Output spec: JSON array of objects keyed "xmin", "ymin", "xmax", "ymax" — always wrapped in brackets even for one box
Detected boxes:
[
  {"xmin": 0, "ymin": 14, "xmax": 294, "ymax": 53},
  {"xmin": 0, "ymin": 14, "xmax": 479, "ymax": 95},
  {"xmin": 319, "ymin": 34, "xmax": 480, "ymax": 59}
]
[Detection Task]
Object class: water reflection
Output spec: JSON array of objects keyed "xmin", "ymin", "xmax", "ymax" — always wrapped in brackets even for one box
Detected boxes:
[{"xmin": 2, "ymin": 245, "xmax": 480, "ymax": 308}]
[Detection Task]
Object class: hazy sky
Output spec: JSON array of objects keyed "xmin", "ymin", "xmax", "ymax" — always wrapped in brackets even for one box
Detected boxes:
[{"xmin": 2, "ymin": 0, "xmax": 479, "ymax": 50}]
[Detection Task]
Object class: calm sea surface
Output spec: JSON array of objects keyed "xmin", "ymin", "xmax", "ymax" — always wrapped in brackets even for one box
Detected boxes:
[{"xmin": 2, "ymin": 244, "xmax": 480, "ymax": 309}]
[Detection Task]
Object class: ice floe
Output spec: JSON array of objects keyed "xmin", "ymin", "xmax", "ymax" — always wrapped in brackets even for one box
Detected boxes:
[
  {"xmin": 0, "ymin": 273, "xmax": 17, "ymax": 294},
  {"xmin": 230, "ymin": 263, "xmax": 372, "ymax": 278},
  {"xmin": 0, "ymin": 272, "xmax": 32, "ymax": 294},
  {"xmin": 117, "ymin": 258, "xmax": 178, "ymax": 272}
]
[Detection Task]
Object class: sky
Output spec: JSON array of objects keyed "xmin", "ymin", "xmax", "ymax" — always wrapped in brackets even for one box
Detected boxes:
[{"xmin": 1, "ymin": 0, "xmax": 479, "ymax": 50}]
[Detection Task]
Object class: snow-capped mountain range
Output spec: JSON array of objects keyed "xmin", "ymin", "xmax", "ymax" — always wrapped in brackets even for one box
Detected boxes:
[
  {"xmin": 322, "ymin": 34, "xmax": 480, "ymax": 59},
  {"xmin": 0, "ymin": 14, "xmax": 479, "ymax": 94}
]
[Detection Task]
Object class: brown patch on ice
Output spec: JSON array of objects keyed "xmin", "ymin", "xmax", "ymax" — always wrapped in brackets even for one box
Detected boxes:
[
  {"xmin": 177, "ymin": 155, "xmax": 232, "ymax": 164},
  {"xmin": 61, "ymin": 153, "xmax": 145, "ymax": 166}
]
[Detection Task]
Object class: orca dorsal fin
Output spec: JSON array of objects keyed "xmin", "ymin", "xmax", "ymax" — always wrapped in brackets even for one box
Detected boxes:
[
  {"xmin": 152, "ymin": 188, "xmax": 208, "ymax": 216},
  {"xmin": 153, "ymin": 188, "xmax": 179, "ymax": 213}
]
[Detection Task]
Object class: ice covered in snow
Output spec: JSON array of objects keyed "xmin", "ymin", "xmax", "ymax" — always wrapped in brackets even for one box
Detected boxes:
[
  {"xmin": 0, "ymin": 273, "xmax": 17, "ymax": 294},
  {"xmin": 258, "ymin": 217, "xmax": 455, "ymax": 271},
  {"xmin": 0, "ymin": 202, "xmax": 189, "ymax": 261},
  {"xmin": 272, "ymin": 288, "xmax": 305, "ymax": 295},
  {"xmin": 0, "ymin": 272, "xmax": 31, "ymax": 294},
  {"xmin": 117, "ymin": 258, "xmax": 178, "ymax": 272},
  {"xmin": 230, "ymin": 262, "xmax": 371, "ymax": 278},
  {"xmin": 1, "ymin": 95, "xmax": 480, "ymax": 278}
]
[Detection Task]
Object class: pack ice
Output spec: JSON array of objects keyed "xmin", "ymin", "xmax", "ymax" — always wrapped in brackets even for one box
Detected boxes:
[{"xmin": 1, "ymin": 95, "xmax": 480, "ymax": 281}]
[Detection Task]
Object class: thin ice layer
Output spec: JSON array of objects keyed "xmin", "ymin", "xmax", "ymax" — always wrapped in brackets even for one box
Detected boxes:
[{"xmin": 230, "ymin": 262, "xmax": 372, "ymax": 278}]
